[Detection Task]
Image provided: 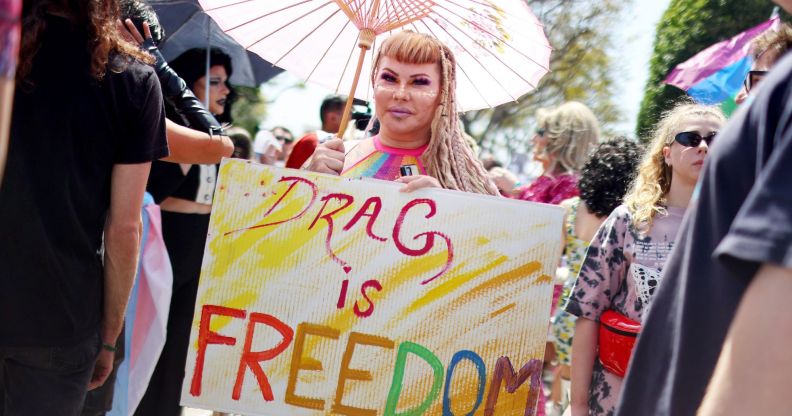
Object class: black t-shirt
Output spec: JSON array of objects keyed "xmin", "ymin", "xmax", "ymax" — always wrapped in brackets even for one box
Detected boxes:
[
  {"xmin": 616, "ymin": 54, "xmax": 792, "ymax": 415},
  {"xmin": 0, "ymin": 15, "xmax": 168, "ymax": 347},
  {"xmin": 147, "ymin": 101, "xmax": 217, "ymax": 204}
]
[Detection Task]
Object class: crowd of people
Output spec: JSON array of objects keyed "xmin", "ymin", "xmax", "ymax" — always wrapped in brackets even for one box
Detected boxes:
[{"xmin": 1, "ymin": 0, "xmax": 791, "ymax": 415}]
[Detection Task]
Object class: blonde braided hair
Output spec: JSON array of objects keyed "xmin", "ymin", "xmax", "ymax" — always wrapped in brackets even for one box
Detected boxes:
[{"xmin": 370, "ymin": 31, "xmax": 499, "ymax": 196}]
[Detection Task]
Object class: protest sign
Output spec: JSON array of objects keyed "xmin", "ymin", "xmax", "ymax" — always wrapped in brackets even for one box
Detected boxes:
[{"xmin": 181, "ymin": 159, "xmax": 563, "ymax": 415}]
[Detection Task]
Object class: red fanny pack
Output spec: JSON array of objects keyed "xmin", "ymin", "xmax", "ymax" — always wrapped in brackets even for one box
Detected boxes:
[{"xmin": 598, "ymin": 310, "xmax": 641, "ymax": 377}]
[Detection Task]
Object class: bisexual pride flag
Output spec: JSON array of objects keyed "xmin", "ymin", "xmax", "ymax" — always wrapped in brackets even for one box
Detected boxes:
[{"xmin": 664, "ymin": 17, "xmax": 779, "ymax": 115}]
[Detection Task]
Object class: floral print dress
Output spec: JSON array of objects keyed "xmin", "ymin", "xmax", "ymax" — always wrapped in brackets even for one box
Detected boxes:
[
  {"xmin": 563, "ymin": 204, "xmax": 685, "ymax": 416},
  {"xmin": 550, "ymin": 197, "xmax": 589, "ymax": 366}
]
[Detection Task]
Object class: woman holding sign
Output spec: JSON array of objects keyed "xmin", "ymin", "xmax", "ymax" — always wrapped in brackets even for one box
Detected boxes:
[
  {"xmin": 564, "ymin": 103, "xmax": 724, "ymax": 416},
  {"xmin": 307, "ymin": 31, "xmax": 498, "ymax": 195}
]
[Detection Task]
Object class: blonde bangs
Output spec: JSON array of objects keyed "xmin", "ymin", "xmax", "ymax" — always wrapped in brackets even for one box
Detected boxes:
[{"xmin": 378, "ymin": 31, "xmax": 441, "ymax": 65}]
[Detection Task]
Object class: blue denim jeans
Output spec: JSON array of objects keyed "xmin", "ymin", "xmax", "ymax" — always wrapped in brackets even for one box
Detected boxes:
[{"xmin": 0, "ymin": 333, "xmax": 100, "ymax": 416}]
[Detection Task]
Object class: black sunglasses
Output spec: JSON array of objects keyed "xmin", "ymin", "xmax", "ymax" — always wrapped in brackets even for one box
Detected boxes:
[
  {"xmin": 674, "ymin": 131, "xmax": 717, "ymax": 147},
  {"xmin": 275, "ymin": 135, "xmax": 294, "ymax": 144},
  {"xmin": 743, "ymin": 70, "xmax": 768, "ymax": 92}
]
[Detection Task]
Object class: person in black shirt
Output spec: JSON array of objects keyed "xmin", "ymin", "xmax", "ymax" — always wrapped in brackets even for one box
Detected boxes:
[
  {"xmin": 0, "ymin": 0, "xmax": 168, "ymax": 414},
  {"xmin": 615, "ymin": 1, "xmax": 792, "ymax": 414},
  {"xmin": 80, "ymin": 5, "xmax": 235, "ymax": 414}
]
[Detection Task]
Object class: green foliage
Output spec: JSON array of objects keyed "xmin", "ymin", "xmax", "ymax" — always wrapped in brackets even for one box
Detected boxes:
[
  {"xmin": 231, "ymin": 85, "xmax": 267, "ymax": 136},
  {"xmin": 636, "ymin": 0, "xmax": 784, "ymax": 141},
  {"xmin": 461, "ymin": 0, "xmax": 628, "ymax": 160}
]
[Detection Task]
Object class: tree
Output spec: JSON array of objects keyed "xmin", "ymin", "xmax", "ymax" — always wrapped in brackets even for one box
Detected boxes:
[
  {"xmin": 461, "ymin": 0, "xmax": 628, "ymax": 165},
  {"xmin": 231, "ymin": 85, "xmax": 267, "ymax": 136},
  {"xmin": 636, "ymin": 0, "xmax": 783, "ymax": 141}
]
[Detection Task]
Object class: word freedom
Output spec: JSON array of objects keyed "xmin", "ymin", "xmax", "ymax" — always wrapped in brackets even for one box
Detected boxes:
[{"xmin": 189, "ymin": 305, "xmax": 543, "ymax": 415}]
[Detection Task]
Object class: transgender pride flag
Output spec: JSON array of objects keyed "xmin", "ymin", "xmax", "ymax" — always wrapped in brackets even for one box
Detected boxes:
[
  {"xmin": 109, "ymin": 195, "xmax": 173, "ymax": 416},
  {"xmin": 664, "ymin": 16, "xmax": 780, "ymax": 115}
]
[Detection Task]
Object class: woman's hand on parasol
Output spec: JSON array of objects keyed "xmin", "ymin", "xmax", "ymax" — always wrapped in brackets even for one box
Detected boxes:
[{"xmin": 306, "ymin": 138, "xmax": 346, "ymax": 175}]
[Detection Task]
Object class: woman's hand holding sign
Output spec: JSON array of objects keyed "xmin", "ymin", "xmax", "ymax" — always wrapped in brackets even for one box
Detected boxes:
[{"xmin": 395, "ymin": 174, "xmax": 441, "ymax": 193}]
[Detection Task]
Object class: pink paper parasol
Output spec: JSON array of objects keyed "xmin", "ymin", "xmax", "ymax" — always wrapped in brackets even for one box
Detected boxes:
[{"xmin": 199, "ymin": 0, "xmax": 551, "ymax": 135}]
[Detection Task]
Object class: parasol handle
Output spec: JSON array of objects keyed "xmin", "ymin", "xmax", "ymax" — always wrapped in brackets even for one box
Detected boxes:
[{"xmin": 337, "ymin": 29, "xmax": 375, "ymax": 138}]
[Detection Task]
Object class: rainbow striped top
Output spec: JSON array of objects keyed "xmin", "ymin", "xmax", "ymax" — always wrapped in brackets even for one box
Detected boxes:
[{"xmin": 341, "ymin": 136, "xmax": 427, "ymax": 181}]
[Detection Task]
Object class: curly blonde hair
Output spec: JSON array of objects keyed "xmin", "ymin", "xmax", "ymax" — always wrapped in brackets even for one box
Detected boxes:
[
  {"xmin": 370, "ymin": 31, "xmax": 498, "ymax": 196},
  {"xmin": 536, "ymin": 101, "xmax": 600, "ymax": 174},
  {"xmin": 624, "ymin": 102, "xmax": 724, "ymax": 232},
  {"xmin": 18, "ymin": 0, "xmax": 153, "ymax": 84}
]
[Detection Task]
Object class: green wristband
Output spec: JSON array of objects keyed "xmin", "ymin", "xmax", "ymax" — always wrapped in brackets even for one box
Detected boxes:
[{"xmin": 102, "ymin": 342, "xmax": 117, "ymax": 352}]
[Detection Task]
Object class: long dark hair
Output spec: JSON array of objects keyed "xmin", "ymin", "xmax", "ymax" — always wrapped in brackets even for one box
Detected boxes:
[
  {"xmin": 169, "ymin": 47, "xmax": 235, "ymax": 124},
  {"xmin": 18, "ymin": 0, "xmax": 152, "ymax": 83}
]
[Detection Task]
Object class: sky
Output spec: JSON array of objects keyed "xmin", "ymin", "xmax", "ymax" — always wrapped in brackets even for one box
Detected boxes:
[
  {"xmin": 259, "ymin": 0, "xmax": 672, "ymax": 139},
  {"xmin": 611, "ymin": 0, "xmax": 673, "ymax": 135}
]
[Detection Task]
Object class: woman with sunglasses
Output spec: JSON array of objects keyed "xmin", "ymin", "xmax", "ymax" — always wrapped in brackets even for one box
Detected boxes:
[
  {"xmin": 564, "ymin": 103, "xmax": 724, "ymax": 416},
  {"xmin": 490, "ymin": 101, "xmax": 600, "ymax": 204},
  {"xmin": 735, "ymin": 23, "xmax": 792, "ymax": 105},
  {"xmin": 488, "ymin": 101, "xmax": 599, "ymax": 415}
]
